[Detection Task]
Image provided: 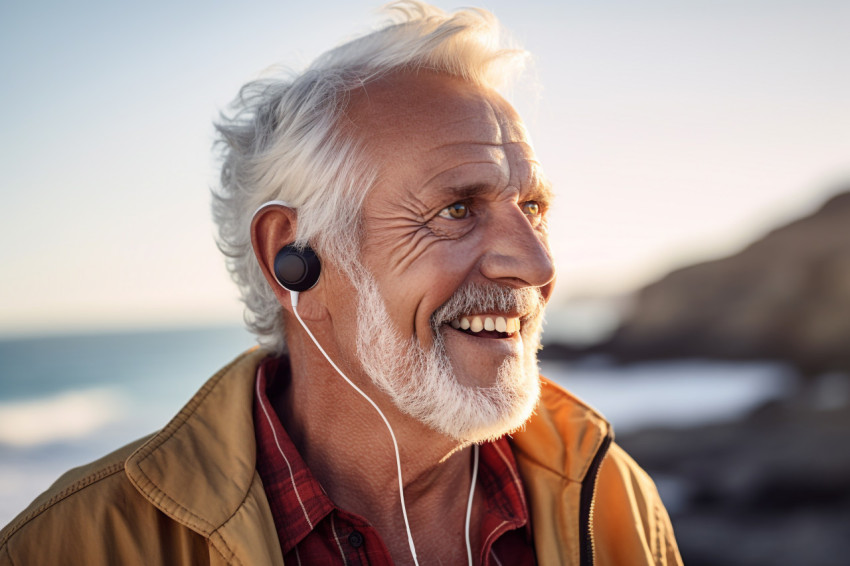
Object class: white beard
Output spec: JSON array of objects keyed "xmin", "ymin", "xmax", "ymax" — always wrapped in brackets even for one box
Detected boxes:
[{"xmin": 354, "ymin": 272, "xmax": 545, "ymax": 444}]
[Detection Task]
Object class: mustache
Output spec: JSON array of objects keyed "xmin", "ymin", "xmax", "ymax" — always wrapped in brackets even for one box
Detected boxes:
[{"xmin": 430, "ymin": 283, "xmax": 546, "ymax": 332}]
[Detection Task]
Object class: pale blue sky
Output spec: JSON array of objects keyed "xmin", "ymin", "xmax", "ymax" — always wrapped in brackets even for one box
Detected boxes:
[{"xmin": 1, "ymin": 0, "xmax": 848, "ymax": 336}]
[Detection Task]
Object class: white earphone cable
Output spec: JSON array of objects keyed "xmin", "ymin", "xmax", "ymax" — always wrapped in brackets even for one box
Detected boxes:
[
  {"xmin": 290, "ymin": 291, "xmax": 479, "ymax": 566},
  {"xmin": 290, "ymin": 291, "xmax": 419, "ymax": 566},
  {"xmin": 465, "ymin": 444, "xmax": 480, "ymax": 565}
]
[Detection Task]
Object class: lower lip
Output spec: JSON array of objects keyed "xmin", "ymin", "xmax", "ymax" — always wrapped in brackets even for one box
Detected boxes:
[{"xmin": 441, "ymin": 324, "xmax": 522, "ymax": 356}]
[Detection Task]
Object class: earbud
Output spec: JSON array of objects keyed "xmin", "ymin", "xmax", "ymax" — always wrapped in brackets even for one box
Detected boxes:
[
  {"xmin": 273, "ymin": 244, "xmax": 321, "ymax": 292},
  {"xmin": 250, "ymin": 200, "xmax": 322, "ymax": 294}
]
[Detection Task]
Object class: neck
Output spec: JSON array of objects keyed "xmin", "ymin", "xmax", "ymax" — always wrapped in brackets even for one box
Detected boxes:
[{"xmin": 274, "ymin": 333, "xmax": 480, "ymax": 565}]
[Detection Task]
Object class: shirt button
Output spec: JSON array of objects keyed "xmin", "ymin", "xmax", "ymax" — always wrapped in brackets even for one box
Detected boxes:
[{"xmin": 349, "ymin": 530, "xmax": 364, "ymax": 548}]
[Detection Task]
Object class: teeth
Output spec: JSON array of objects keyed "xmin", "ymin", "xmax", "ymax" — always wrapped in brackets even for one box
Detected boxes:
[{"xmin": 448, "ymin": 315, "xmax": 521, "ymax": 335}]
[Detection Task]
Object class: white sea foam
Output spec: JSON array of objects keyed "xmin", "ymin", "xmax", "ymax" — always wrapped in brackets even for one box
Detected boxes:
[
  {"xmin": 0, "ymin": 388, "xmax": 127, "ymax": 446},
  {"xmin": 542, "ymin": 359, "xmax": 796, "ymax": 432}
]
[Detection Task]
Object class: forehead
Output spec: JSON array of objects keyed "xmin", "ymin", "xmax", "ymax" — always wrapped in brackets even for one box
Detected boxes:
[{"xmin": 346, "ymin": 72, "xmax": 535, "ymax": 185}]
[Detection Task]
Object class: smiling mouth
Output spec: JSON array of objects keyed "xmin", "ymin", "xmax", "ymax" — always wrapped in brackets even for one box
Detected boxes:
[{"xmin": 446, "ymin": 315, "xmax": 520, "ymax": 339}]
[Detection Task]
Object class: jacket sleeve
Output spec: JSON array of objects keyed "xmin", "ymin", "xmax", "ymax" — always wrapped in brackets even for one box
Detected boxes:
[{"xmin": 593, "ymin": 442, "xmax": 684, "ymax": 566}]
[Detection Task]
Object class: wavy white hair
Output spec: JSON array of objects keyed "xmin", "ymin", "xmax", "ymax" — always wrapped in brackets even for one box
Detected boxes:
[{"xmin": 212, "ymin": 1, "xmax": 527, "ymax": 353}]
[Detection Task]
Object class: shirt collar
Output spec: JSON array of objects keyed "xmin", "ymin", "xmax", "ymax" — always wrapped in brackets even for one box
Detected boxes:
[
  {"xmin": 253, "ymin": 356, "xmax": 336, "ymax": 554},
  {"xmin": 479, "ymin": 436, "xmax": 533, "ymax": 543},
  {"xmin": 254, "ymin": 355, "xmax": 531, "ymax": 553}
]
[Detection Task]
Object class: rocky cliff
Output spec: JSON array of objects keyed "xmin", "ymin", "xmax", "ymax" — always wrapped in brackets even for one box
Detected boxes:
[{"xmin": 599, "ymin": 190, "xmax": 850, "ymax": 376}]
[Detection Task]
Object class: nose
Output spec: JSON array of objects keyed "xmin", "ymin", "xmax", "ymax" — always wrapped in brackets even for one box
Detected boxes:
[{"xmin": 479, "ymin": 204, "xmax": 556, "ymax": 289}]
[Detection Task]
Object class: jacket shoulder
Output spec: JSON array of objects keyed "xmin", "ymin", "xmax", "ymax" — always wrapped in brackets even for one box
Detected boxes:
[
  {"xmin": 1, "ymin": 436, "xmax": 150, "ymax": 543},
  {"xmin": 0, "ymin": 435, "xmax": 209, "ymax": 565},
  {"xmin": 518, "ymin": 377, "xmax": 683, "ymax": 565},
  {"xmin": 595, "ymin": 443, "xmax": 684, "ymax": 566}
]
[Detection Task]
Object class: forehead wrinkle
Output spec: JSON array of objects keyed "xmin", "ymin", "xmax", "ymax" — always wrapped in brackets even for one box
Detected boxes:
[
  {"xmin": 430, "ymin": 140, "xmax": 510, "ymax": 152},
  {"xmin": 488, "ymin": 97, "xmax": 539, "ymax": 192},
  {"xmin": 489, "ymin": 91, "xmax": 530, "ymax": 143},
  {"xmin": 382, "ymin": 88, "xmax": 510, "ymax": 150},
  {"xmin": 421, "ymin": 157, "xmax": 503, "ymax": 188},
  {"xmin": 356, "ymin": 87, "xmax": 503, "ymax": 143}
]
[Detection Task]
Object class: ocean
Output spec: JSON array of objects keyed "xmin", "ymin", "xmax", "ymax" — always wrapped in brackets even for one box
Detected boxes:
[{"xmin": 0, "ymin": 327, "xmax": 794, "ymax": 526}]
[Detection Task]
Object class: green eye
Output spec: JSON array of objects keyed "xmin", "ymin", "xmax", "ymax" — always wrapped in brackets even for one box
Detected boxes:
[
  {"xmin": 439, "ymin": 202, "xmax": 469, "ymax": 219},
  {"xmin": 522, "ymin": 201, "xmax": 540, "ymax": 216}
]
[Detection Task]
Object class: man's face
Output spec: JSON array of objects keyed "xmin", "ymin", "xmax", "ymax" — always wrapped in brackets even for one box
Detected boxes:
[{"xmin": 343, "ymin": 72, "xmax": 555, "ymax": 442}]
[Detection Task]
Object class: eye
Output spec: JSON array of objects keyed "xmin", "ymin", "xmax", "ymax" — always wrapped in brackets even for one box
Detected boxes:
[
  {"xmin": 521, "ymin": 201, "xmax": 541, "ymax": 217},
  {"xmin": 438, "ymin": 202, "xmax": 470, "ymax": 220}
]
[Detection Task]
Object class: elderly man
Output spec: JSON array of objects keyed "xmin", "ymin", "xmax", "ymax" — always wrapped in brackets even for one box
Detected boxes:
[{"xmin": 1, "ymin": 2, "xmax": 681, "ymax": 565}]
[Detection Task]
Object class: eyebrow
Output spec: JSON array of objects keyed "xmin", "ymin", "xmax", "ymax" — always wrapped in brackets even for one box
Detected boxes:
[
  {"xmin": 528, "ymin": 169, "xmax": 556, "ymax": 203},
  {"xmin": 439, "ymin": 183, "xmax": 490, "ymax": 200},
  {"xmin": 533, "ymin": 179, "xmax": 556, "ymax": 203},
  {"xmin": 436, "ymin": 177, "xmax": 555, "ymax": 205}
]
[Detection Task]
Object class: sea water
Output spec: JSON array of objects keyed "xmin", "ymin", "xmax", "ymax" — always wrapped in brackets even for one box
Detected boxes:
[{"xmin": 0, "ymin": 328, "xmax": 794, "ymax": 526}]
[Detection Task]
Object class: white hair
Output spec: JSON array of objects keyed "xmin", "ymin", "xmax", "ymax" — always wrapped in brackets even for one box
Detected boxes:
[{"xmin": 212, "ymin": 1, "xmax": 527, "ymax": 353}]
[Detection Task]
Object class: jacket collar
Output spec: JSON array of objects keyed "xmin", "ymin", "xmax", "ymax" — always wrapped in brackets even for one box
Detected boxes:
[
  {"xmin": 512, "ymin": 377, "xmax": 612, "ymax": 484},
  {"xmin": 125, "ymin": 348, "xmax": 268, "ymax": 535},
  {"xmin": 123, "ymin": 350, "xmax": 610, "ymax": 535}
]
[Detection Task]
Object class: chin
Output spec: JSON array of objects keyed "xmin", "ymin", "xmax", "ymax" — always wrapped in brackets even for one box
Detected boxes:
[
  {"xmin": 359, "ymin": 316, "xmax": 544, "ymax": 445},
  {"xmin": 439, "ymin": 337, "xmax": 543, "ymax": 445},
  {"xmin": 354, "ymin": 271, "xmax": 545, "ymax": 445}
]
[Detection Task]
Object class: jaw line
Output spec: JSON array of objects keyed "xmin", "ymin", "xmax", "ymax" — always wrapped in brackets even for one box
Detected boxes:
[{"xmin": 356, "ymin": 274, "xmax": 545, "ymax": 443}]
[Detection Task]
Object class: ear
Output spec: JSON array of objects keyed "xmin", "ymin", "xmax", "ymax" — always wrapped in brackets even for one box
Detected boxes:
[{"xmin": 251, "ymin": 204, "xmax": 327, "ymax": 321}]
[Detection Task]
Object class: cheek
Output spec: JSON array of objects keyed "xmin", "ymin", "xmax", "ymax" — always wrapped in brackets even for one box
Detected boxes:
[
  {"xmin": 401, "ymin": 239, "xmax": 484, "ymax": 337},
  {"xmin": 310, "ymin": 268, "xmax": 370, "ymax": 373},
  {"xmin": 409, "ymin": 237, "xmax": 482, "ymax": 292},
  {"xmin": 362, "ymin": 220, "xmax": 485, "ymax": 336}
]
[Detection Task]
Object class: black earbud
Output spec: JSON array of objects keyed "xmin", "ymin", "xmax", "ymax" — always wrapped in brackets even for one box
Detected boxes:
[{"xmin": 273, "ymin": 244, "xmax": 321, "ymax": 292}]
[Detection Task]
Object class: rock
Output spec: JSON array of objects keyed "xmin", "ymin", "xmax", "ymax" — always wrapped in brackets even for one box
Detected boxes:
[
  {"xmin": 597, "ymin": 190, "xmax": 850, "ymax": 375},
  {"xmin": 617, "ymin": 402, "xmax": 850, "ymax": 566}
]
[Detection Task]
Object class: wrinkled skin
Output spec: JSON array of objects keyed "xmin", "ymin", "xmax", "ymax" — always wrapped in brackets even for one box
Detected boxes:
[{"xmin": 347, "ymin": 71, "xmax": 556, "ymax": 396}]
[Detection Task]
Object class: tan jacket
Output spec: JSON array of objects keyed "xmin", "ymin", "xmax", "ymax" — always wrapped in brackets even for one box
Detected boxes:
[{"xmin": 1, "ymin": 349, "xmax": 682, "ymax": 565}]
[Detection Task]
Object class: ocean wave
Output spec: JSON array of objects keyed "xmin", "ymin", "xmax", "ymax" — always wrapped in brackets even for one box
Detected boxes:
[{"xmin": 0, "ymin": 388, "xmax": 127, "ymax": 447}]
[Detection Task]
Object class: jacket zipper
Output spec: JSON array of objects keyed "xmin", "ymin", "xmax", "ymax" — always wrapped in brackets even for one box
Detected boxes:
[{"xmin": 579, "ymin": 432, "xmax": 613, "ymax": 566}]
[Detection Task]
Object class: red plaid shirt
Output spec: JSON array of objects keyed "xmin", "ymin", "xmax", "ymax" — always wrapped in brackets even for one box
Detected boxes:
[{"xmin": 253, "ymin": 356, "xmax": 537, "ymax": 565}]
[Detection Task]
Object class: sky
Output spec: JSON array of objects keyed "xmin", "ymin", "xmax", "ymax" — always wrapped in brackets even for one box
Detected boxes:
[{"xmin": 0, "ymin": 0, "xmax": 848, "ymax": 337}]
